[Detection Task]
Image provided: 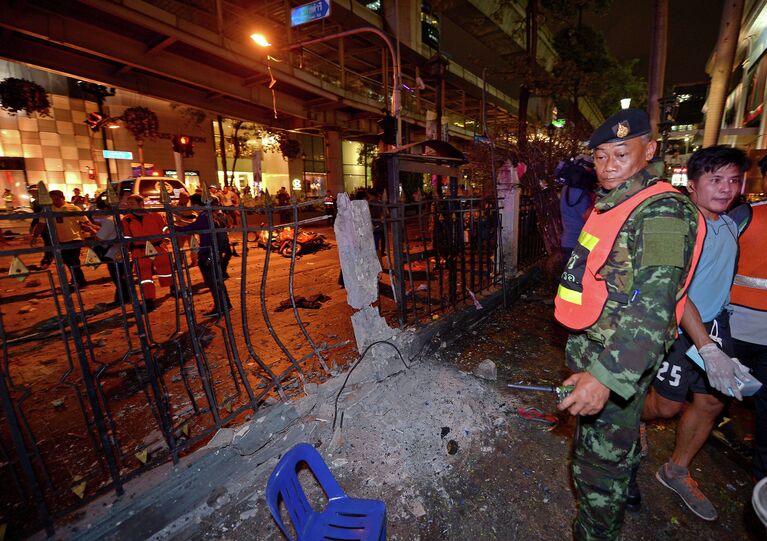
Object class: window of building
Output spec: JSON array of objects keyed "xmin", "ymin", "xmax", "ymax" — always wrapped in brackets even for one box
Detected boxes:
[
  {"xmin": 421, "ymin": 2, "xmax": 440, "ymax": 50},
  {"xmin": 356, "ymin": 0, "xmax": 382, "ymax": 16},
  {"xmin": 297, "ymin": 133, "xmax": 325, "ymax": 174}
]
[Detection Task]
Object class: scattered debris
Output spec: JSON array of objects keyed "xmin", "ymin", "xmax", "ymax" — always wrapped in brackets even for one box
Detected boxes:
[
  {"xmin": 274, "ymin": 294, "xmax": 331, "ymax": 312},
  {"xmin": 446, "ymin": 439, "xmax": 459, "ymax": 455},
  {"xmin": 473, "ymin": 359, "xmax": 497, "ymax": 381}
]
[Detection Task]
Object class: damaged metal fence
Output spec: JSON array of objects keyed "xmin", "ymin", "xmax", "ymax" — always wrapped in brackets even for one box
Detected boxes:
[
  {"xmin": 0, "ymin": 184, "xmax": 347, "ymax": 539},
  {"xmin": 517, "ymin": 195, "xmax": 547, "ymax": 270},
  {"xmin": 371, "ymin": 194, "xmax": 504, "ymax": 326}
]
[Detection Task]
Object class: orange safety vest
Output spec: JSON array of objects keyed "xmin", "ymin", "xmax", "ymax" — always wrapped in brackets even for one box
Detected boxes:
[
  {"xmin": 730, "ymin": 201, "xmax": 767, "ymax": 311},
  {"xmin": 555, "ymin": 182, "xmax": 706, "ymax": 331},
  {"xmin": 122, "ymin": 212, "xmax": 169, "ymax": 251}
]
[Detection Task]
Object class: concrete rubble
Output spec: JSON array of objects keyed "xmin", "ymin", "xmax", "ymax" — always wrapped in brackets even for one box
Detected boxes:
[{"xmin": 63, "ymin": 346, "xmax": 517, "ymax": 541}]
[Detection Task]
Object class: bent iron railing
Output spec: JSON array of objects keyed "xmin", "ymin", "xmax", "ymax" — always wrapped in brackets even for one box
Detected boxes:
[
  {"xmin": 0, "ymin": 192, "xmax": 351, "ymax": 539},
  {"xmin": 371, "ymin": 195, "xmax": 505, "ymax": 326},
  {"xmin": 518, "ymin": 195, "xmax": 548, "ymax": 270}
]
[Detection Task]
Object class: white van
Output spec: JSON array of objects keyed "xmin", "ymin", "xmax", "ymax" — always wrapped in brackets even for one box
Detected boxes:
[{"xmin": 114, "ymin": 176, "xmax": 189, "ymax": 206}]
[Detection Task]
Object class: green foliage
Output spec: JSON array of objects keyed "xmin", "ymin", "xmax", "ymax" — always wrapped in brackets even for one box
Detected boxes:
[
  {"xmin": 356, "ymin": 143, "xmax": 378, "ymax": 166},
  {"xmin": 0, "ymin": 78, "xmax": 51, "ymax": 116},
  {"xmin": 595, "ymin": 59, "xmax": 647, "ymax": 116},
  {"xmin": 277, "ymin": 132, "xmax": 301, "ymax": 159},
  {"xmin": 553, "ymin": 25, "xmax": 613, "ymax": 74},
  {"xmin": 169, "ymin": 102, "xmax": 207, "ymax": 127}
]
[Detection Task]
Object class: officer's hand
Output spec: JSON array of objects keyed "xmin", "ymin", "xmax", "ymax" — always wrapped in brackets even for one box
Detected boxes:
[
  {"xmin": 557, "ymin": 372, "xmax": 610, "ymax": 416},
  {"xmin": 700, "ymin": 344, "xmax": 747, "ymax": 400}
]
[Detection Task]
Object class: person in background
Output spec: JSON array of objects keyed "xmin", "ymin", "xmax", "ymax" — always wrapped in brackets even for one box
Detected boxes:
[
  {"xmin": 3, "ymin": 188, "xmax": 13, "ymax": 211},
  {"xmin": 276, "ymin": 186, "xmax": 291, "ymax": 224},
  {"xmin": 367, "ymin": 188, "xmax": 386, "ymax": 256},
  {"xmin": 727, "ymin": 154, "xmax": 767, "ymax": 482},
  {"xmin": 92, "ymin": 197, "xmax": 131, "ymax": 305},
  {"xmin": 177, "ymin": 194, "xmax": 232, "ymax": 318},
  {"xmin": 121, "ymin": 195, "xmax": 172, "ymax": 312},
  {"xmin": 172, "ymin": 190, "xmax": 198, "ymax": 267},
  {"xmin": 28, "ymin": 185, "xmax": 53, "ymax": 270},
  {"xmin": 32, "ymin": 189, "xmax": 97, "ymax": 288},
  {"xmin": 324, "ymin": 189, "xmax": 337, "ymax": 225},
  {"xmin": 558, "ymin": 154, "xmax": 596, "ymax": 265},
  {"xmin": 637, "ymin": 146, "xmax": 751, "ymax": 521}
]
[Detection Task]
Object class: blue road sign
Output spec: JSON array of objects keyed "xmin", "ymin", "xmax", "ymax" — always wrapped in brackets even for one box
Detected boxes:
[
  {"xmin": 102, "ymin": 150, "xmax": 133, "ymax": 160},
  {"xmin": 291, "ymin": 0, "xmax": 331, "ymax": 27}
]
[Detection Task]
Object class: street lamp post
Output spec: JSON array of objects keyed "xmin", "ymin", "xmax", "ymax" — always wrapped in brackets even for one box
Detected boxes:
[
  {"xmin": 547, "ymin": 123, "xmax": 556, "ymax": 163},
  {"xmin": 252, "ymin": 28, "xmax": 402, "ymax": 147}
]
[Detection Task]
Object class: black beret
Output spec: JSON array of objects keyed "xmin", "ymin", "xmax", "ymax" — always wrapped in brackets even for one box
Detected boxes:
[{"xmin": 587, "ymin": 108, "xmax": 651, "ymax": 149}]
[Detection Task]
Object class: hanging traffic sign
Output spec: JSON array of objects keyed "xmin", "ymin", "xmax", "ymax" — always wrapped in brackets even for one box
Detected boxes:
[{"xmin": 291, "ymin": 0, "xmax": 330, "ymax": 27}]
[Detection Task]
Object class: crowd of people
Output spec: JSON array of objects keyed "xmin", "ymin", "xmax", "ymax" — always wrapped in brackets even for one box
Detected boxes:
[
  {"xmin": 26, "ymin": 186, "xmax": 245, "ymax": 317},
  {"xmin": 20, "ymin": 182, "xmax": 346, "ymax": 317},
  {"xmin": 554, "ymin": 108, "xmax": 767, "ymax": 540}
]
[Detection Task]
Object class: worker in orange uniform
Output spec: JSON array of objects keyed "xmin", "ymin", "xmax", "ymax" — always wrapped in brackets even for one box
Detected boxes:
[{"xmin": 122, "ymin": 194, "xmax": 173, "ymax": 312}]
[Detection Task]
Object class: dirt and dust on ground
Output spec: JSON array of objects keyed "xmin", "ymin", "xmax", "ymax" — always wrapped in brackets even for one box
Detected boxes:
[{"xmin": 87, "ymin": 271, "xmax": 763, "ymax": 541}]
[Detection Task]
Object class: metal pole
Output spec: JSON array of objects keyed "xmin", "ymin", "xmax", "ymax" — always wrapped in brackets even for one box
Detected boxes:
[{"xmin": 284, "ymin": 27, "xmax": 401, "ymax": 147}]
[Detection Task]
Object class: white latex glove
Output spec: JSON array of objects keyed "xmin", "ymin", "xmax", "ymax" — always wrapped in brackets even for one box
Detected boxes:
[{"xmin": 699, "ymin": 343, "xmax": 749, "ymax": 400}]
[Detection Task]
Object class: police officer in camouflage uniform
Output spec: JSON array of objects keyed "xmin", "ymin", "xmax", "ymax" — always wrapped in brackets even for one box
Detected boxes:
[{"xmin": 555, "ymin": 109, "xmax": 703, "ymax": 540}]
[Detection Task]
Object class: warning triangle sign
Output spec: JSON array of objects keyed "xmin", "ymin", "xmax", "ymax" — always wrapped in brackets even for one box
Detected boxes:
[
  {"xmin": 190, "ymin": 235, "xmax": 200, "ymax": 252},
  {"xmin": 145, "ymin": 241, "xmax": 158, "ymax": 259},
  {"xmin": 84, "ymin": 248, "xmax": 102, "ymax": 268},
  {"xmin": 8, "ymin": 256, "xmax": 29, "ymax": 282}
]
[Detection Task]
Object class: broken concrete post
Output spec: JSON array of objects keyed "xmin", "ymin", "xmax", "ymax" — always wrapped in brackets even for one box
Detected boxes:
[
  {"xmin": 497, "ymin": 159, "xmax": 522, "ymax": 277},
  {"xmin": 334, "ymin": 193, "xmax": 400, "ymax": 354}
]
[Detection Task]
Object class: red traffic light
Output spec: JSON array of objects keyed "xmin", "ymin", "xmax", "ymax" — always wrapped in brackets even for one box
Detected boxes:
[
  {"xmin": 85, "ymin": 112, "xmax": 105, "ymax": 131},
  {"xmin": 172, "ymin": 135, "xmax": 194, "ymax": 157}
]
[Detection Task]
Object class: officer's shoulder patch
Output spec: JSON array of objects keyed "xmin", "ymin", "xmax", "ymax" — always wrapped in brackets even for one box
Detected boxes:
[{"xmin": 640, "ymin": 216, "xmax": 687, "ymax": 268}]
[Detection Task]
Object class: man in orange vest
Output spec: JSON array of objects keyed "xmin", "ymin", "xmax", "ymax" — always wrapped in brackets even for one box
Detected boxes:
[
  {"xmin": 637, "ymin": 146, "xmax": 751, "ymax": 521},
  {"xmin": 554, "ymin": 109, "xmax": 704, "ymax": 540},
  {"xmin": 122, "ymin": 194, "xmax": 173, "ymax": 312},
  {"xmin": 729, "ymin": 155, "xmax": 767, "ymax": 481}
]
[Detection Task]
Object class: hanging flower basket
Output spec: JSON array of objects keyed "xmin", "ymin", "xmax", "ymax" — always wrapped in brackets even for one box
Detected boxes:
[
  {"xmin": 0, "ymin": 78, "xmax": 51, "ymax": 117},
  {"xmin": 120, "ymin": 106, "xmax": 160, "ymax": 142}
]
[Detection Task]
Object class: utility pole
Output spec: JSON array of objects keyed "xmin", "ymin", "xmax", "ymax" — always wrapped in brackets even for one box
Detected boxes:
[
  {"xmin": 703, "ymin": 0, "xmax": 744, "ymax": 147},
  {"xmin": 77, "ymin": 81, "xmax": 116, "ymax": 183},
  {"xmin": 648, "ymin": 0, "xmax": 668, "ymax": 137},
  {"xmin": 518, "ymin": 0, "xmax": 537, "ymax": 150}
]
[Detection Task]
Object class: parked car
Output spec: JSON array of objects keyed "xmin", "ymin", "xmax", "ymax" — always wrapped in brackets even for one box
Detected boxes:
[{"xmin": 113, "ymin": 176, "xmax": 189, "ymax": 206}]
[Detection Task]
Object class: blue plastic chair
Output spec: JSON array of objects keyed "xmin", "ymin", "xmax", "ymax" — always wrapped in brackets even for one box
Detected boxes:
[{"xmin": 266, "ymin": 443, "xmax": 387, "ymax": 541}]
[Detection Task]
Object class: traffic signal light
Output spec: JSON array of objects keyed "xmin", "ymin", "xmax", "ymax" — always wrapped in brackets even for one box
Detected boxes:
[
  {"xmin": 85, "ymin": 112, "xmax": 106, "ymax": 131},
  {"xmin": 172, "ymin": 135, "xmax": 194, "ymax": 157}
]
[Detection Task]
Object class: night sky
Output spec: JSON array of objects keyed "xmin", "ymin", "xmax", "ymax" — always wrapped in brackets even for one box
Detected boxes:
[{"xmin": 586, "ymin": 0, "xmax": 724, "ymax": 90}]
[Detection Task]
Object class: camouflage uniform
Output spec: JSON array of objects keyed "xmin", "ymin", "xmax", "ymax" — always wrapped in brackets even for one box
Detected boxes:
[{"xmin": 565, "ymin": 163, "xmax": 700, "ymax": 540}]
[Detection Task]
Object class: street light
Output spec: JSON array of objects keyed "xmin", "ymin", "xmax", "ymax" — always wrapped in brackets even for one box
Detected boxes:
[
  {"xmin": 250, "ymin": 33, "xmax": 271, "ymax": 48},
  {"xmin": 546, "ymin": 123, "xmax": 556, "ymax": 163},
  {"xmin": 251, "ymin": 29, "xmax": 402, "ymax": 147},
  {"xmin": 620, "ymin": 98, "xmax": 631, "ymax": 110}
]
